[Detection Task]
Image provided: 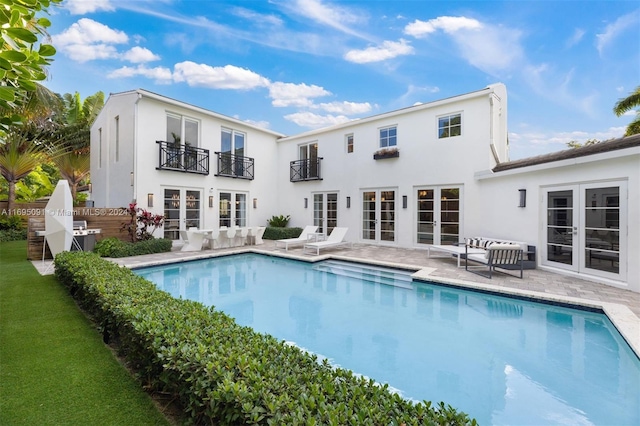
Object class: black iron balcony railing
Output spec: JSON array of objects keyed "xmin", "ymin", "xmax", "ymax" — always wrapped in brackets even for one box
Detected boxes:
[
  {"xmin": 156, "ymin": 141, "xmax": 209, "ymax": 175},
  {"xmin": 290, "ymin": 158, "xmax": 323, "ymax": 182},
  {"xmin": 214, "ymin": 152, "xmax": 255, "ymax": 180}
]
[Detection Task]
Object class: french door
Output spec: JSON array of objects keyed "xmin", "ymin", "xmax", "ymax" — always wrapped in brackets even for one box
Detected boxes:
[
  {"xmin": 163, "ymin": 188, "xmax": 202, "ymax": 239},
  {"xmin": 313, "ymin": 193, "xmax": 338, "ymax": 235},
  {"xmin": 544, "ymin": 182, "xmax": 626, "ymax": 280},
  {"xmin": 219, "ymin": 192, "xmax": 247, "ymax": 227},
  {"xmin": 362, "ymin": 189, "xmax": 395, "ymax": 243},
  {"xmin": 416, "ymin": 187, "xmax": 461, "ymax": 245}
]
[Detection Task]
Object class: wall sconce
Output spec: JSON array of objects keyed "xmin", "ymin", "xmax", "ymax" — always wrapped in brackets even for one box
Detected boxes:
[
  {"xmin": 88, "ymin": 183, "xmax": 92, "ymax": 193},
  {"xmin": 402, "ymin": 195, "xmax": 408, "ymax": 209},
  {"xmin": 209, "ymin": 196, "xmax": 214, "ymax": 208},
  {"xmin": 304, "ymin": 197, "xmax": 308, "ymax": 208},
  {"xmin": 518, "ymin": 189, "xmax": 526, "ymax": 208},
  {"xmin": 147, "ymin": 193, "xmax": 154, "ymax": 207},
  {"xmin": 130, "ymin": 172, "xmax": 134, "ymax": 186},
  {"xmin": 253, "ymin": 198, "xmax": 258, "ymax": 209},
  {"xmin": 346, "ymin": 196, "xmax": 351, "ymax": 208}
]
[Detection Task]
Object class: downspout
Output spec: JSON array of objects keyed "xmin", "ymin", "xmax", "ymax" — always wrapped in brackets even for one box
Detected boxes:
[{"xmin": 133, "ymin": 92, "xmax": 142, "ymax": 204}]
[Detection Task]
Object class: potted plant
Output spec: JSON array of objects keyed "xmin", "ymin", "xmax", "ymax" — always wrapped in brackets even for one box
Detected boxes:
[{"xmin": 373, "ymin": 147, "xmax": 399, "ymax": 160}]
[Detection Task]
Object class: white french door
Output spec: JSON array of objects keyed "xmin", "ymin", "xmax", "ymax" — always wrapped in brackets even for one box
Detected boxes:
[
  {"xmin": 543, "ymin": 182, "xmax": 626, "ymax": 280},
  {"xmin": 362, "ymin": 189, "xmax": 396, "ymax": 243},
  {"xmin": 416, "ymin": 186, "xmax": 462, "ymax": 246},
  {"xmin": 163, "ymin": 188, "xmax": 202, "ymax": 239},
  {"xmin": 313, "ymin": 193, "xmax": 338, "ymax": 235},
  {"xmin": 219, "ymin": 192, "xmax": 247, "ymax": 227}
]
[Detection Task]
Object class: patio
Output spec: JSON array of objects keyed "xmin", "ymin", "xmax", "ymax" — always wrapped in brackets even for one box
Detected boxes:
[{"xmin": 32, "ymin": 240, "xmax": 640, "ymax": 355}]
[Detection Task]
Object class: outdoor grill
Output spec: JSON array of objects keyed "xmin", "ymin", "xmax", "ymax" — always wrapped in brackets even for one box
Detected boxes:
[{"xmin": 73, "ymin": 220, "xmax": 101, "ymax": 251}]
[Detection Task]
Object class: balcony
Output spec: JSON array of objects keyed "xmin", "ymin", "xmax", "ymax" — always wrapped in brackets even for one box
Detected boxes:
[
  {"xmin": 290, "ymin": 158, "xmax": 323, "ymax": 182},
  {"xmin": 156, "ymin": 141, "xmax": 209, "ymax": 175},
  {"xmin": 214, "ymin": 152, "xmax": 255, "ymax": 180}
]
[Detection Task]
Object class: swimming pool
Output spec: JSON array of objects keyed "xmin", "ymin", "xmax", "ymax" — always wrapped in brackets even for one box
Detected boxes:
[{"xmin": 135, "ymin": 253, "xmax": 640, "ymax": 425}]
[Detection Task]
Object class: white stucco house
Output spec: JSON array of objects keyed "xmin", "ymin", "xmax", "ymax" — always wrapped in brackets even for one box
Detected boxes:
[{"xmin": 90, "ymin": 84, "xmax": 640, "ymax": 293}]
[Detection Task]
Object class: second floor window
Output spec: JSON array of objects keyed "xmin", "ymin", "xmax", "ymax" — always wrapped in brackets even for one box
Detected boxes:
[
  {"xmin": 221, "ymin": 128, "xmax": 245, "ymax": 156},
  {"xmin": 379, "ymin": 126, "xmax": 397, "ymax": 148},
  {"xmin": 166, "ymin": 114, "xmax": 199, "ymax": 147},
  {"xmin": 438, "ymin": 113, "xmax": 461, "ymax": 138},
  {"xmin": 346, "ymin": 134, "xmax": 354, "ymax": 153}
]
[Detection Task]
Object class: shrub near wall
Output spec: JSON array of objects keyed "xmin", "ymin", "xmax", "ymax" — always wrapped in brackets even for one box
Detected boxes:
[
  {"xmin": 263, "ymin": 226, "xmax": 303, "ymax": 240},
  {"xmin": 94, "ymin": 237, "xmax": 172, "ymax": 258},
  {"xmin": 54, "ymin": 252, "xmax": 476, "ymax": 426}
]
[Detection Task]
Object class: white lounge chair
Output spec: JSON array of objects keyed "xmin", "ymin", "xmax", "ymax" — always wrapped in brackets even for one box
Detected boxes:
[
  {"xmin": 303, "ymin": 227, "xmax": 350, "ymax": 255},
  {"xmin": 275, "ymin": 225, "xmax": 318, "ymax": 251}
]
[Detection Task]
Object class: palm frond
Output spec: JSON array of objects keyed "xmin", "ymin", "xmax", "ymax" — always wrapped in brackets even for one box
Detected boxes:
[{"xmin": 613, "ymin": 86, "xmax": 640, "ymax": 116}]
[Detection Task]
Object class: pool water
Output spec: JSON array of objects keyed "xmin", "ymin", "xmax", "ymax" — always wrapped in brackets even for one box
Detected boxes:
[{"xmin": 135, "ymin": 253, "xmax": 640, "ymax": 425}]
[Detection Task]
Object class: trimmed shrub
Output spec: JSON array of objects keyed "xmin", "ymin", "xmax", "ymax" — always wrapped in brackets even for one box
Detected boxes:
[
  {"xmin": 94, "ymin": 237, "xmax": 172, "ymax": 258},
  {"xmin": 267, "ymin": 214, "xmax": 290, "ymax": 227},
  {"xmin": 54, "ymin": 251, "xmax": 476, "ymax": 426},
  {"xmin": 0, "ymin": 229, "xmax": 27, "ymax": 241},
  {"xmin": 0, "ymin": 214, "xmax": 24, "ymax": 230},
  {"xmin": 262, "ymin": 226, "xmax": 302, "ymax": 240}
]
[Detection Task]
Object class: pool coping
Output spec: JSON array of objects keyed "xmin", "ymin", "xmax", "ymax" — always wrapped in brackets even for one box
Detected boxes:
[{"xmin": 113, "ymin": 247, "xmax": 640, "ymax": 359}]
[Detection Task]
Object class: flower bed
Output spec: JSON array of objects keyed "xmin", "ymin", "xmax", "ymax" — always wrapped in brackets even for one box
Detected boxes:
[{"xmin": 54, "ymin": 251, "xmax": 476, "ymax": 425}]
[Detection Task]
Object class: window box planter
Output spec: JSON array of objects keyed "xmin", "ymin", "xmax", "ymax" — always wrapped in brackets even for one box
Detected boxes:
[{"xmin": 373, "ymin": 149, "xmax": 399, "ymax": 160}]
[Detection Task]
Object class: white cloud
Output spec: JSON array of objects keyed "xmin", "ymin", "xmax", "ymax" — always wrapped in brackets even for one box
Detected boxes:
[
  {"xmin": 596, "ymin": 11, "xmax": 639, "ymax": 56},
  {"xmin": 121, "ymin": 46, "xmax": 160, "ymax": 63},
  {"xmin": 173, "ymin": 62, "xmax": 270, "ymax": 90},
  {"xmin": 344, "ymin": 39, "xmax": 414, "ymax": 64},
  {"xmin": 286, "ymin": 0, "xmax": 370, "ymax": 40},
  {"xmin": 231, "ymin": 7, "xmax": 283, "ymax": 26},
  {"xmin": 269, "ymin": 82, "xmax": 331, "ymax": 107},
  {"xmin": 312, "ymin": 101, "xmax": 372, "ymax": 115},
  {"xmin": 65, "ymin": 0, "xmax": 115, "ymax": 15},
  {"xmin": 284, "ymin": 111, "xmax": 351, "ymax": 128},
  {"xmin": 404, "ymin": 16, "xmax": 482, "ymax": 37},
  {"xmin": 53, "ymin": 18, "xmax": 128, "ymax": 62},
  {"xmin": 565, "ymin": 28, "xmax": 585, "ymax": 49},
  {"xmin": 108, "ymin": 65, "xmax": 173, "ymax": 84},
  {"xmin": 404, "ymin": 16, "xmax": 522, "ymax": 75}
]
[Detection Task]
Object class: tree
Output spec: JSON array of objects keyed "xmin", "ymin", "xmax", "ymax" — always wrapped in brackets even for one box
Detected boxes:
[
  {"xmin": 566, "ymin": 139, "xmax": 600, "ymax": 149},
  {"xmin": 0, "ymin": 0, "xmax": 63, "ymax": 131},
  {"xmin": 613, "ymin": 86, "xmax": 640, "ymax": 136},
  {"xmin": 0, "ymin": 133, "xmax": 45, "ymax": 211}
]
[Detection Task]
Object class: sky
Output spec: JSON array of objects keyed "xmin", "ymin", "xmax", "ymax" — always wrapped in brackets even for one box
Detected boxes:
[{"xmin": 41, "ymin": 0, "xmax": 639, "ymax": 160}]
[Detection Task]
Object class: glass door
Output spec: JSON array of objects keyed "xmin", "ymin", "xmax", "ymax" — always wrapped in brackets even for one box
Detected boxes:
[
  {"xmin": 313, "ymin": 193, "xmax": 338, "ymax": 235},
  {"xmin": 544, "ymin": 182, "xmax": 626, "ymax": 280},
  {"xmin": 299, "ymin": 143, "xmax": 319, "ymax": 179},
  {"xmin": 416, "ymin": 187, "xmax": 461, "ymax": 245},
  {"xmin": 362, "ymin": 190, "xmax": 395, "ymax": 243},
  {"xmin": 163, "ymin": 188, "xmax": 201, "ymax": 239},
  {"xmin": 219, "ymin": 191, "xmax": 247, "ymax": 227}
]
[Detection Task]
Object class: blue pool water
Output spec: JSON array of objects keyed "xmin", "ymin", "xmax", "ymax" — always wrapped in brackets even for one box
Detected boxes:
[{"xmin": 135, "ymin": 254, "xmax": 640, "ymax": 425}]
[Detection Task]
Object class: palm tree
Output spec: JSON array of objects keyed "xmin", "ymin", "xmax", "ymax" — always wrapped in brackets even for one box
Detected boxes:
[
  {"xmin": 0, "ymin": 134, "xmax": 46, "ymax": 212},
  {"xmin": 52, "ymin": 150, "xmax": 90, "ymax": 202},
  {"xmin": 613, "ymin": 86, "xmax": 640, "ymax": 136}
]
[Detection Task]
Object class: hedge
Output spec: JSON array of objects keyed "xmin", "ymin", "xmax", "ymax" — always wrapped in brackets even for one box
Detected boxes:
[
  {"xmin": 54, "ymin": 251, "xmax": 476, "ymax": 426},
  {"xmin": 94, "ymin": 237, "xmax": 172, "ymax": 258},
  {"xmin": 0, "ymin": 229, "xmax": 27, "ymax": 242},
  {"xmin": 262, "ymin": 227, "xmax": 303, "ymax": 241}
]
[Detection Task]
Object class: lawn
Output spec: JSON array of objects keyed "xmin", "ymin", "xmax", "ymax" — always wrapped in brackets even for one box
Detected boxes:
[{"xmin": 0, "ymin": 240, "xmax": 171, "ymax": 425}]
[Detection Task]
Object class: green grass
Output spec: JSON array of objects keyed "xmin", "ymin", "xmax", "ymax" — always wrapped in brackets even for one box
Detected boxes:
[{"xmin": 0, "ymin": 241, "xmax": 171, "ymax": 426}]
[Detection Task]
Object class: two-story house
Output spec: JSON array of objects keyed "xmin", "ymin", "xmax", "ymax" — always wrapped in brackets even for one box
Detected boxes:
[{"xmin": 91, "ymin": 84, "xmax": 640, "ymax": 293}]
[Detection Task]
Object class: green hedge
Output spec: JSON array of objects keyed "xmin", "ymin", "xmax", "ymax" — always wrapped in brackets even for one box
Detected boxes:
[
  {"xmin": 54, "ymin": 252, "xmax": 476, "ymax": 426},
  {"xmin": 262, "ymin": 226, "xmax": 303, "ymax": 241},
  {"xmin": 0, "ymin": 229, "xmax": 27, "ymax": 242},
  {"xmin": 94, "ymin": 237, "xmax": 172, "ymax": 257}
]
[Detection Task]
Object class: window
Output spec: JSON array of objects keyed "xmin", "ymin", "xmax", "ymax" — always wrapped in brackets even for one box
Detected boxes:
[
  {"xmin": 299, "ymin": 142, "xmax": 319, "ymax": 179},
  {"xmin": 438, "ymin": 113, "xmax": 461, "ymax": 138},
  {"xmin": 98, "ymin": 128, "xmax": 102, "ymax": 168},
  {"xmin": 221, "ymin": 128, "xmax": 245, "ymax": 156},
  {"xmin": 114, "ymin": 116, "xmax": 119, "ymax": 162},
  {"xmin": 166, "ymin": 113, "xmax": 199, "ymax": 146},
  {"xmin": 346, "ymin": 134, "xmax": 354, "ymax": 153},
  {"xmin": 379, "ymin": 126, "xmax": 397, "ymax": 148}
]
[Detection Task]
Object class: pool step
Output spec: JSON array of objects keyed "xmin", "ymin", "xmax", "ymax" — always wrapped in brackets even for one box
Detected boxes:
[{"xmin": 312, "ymin": 260, "xmax": 414, "ymax": 288}]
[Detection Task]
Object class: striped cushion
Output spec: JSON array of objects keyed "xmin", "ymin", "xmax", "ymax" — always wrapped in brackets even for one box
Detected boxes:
[{"xmin": 486, "ymin": 243, "xmax": 522, "ymax": 263}]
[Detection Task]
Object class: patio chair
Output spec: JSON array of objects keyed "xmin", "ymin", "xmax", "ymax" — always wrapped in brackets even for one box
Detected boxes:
[
  {"xmin": 465, "ymin": 243, "xmax": 524, "ymax": 278},
  {"xmin": 234, "ymin": 227, "xmax": 249, "ymax": 247},
  {"xmin": 275, "ymin": 225, "xmax": 318, "ymax": 251},
  {"xmin": 302, "ymin": 227, "xmax": 351, "ymax": 255}
]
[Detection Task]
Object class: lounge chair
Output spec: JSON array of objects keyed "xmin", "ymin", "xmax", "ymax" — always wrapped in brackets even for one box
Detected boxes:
[
  {"xmin": 275, "ymin": 225, "xmax": 318, "ymax": 251},
  {"xmin": 302, "ymin": 227, "xmax": 351, "ymax": 255},
  {"xmin": 465, "ymin": 243, "xmax": 524, "ymax": 278}
]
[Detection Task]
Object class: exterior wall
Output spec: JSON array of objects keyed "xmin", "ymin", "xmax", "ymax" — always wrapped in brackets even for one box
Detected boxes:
[
  {"xmin": 90, "ymin": 91, "xmax": 137, "ymax": 208},
  {"xmin": 275, "ymin": 84, "xmax": 505, "ymax": 246},
  {"xmin": 474, "ymin": 148, "xmax": 640, "ymax": 292}
]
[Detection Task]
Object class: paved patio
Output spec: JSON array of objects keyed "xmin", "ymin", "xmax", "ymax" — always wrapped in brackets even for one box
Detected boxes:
[{"xmin": 32, "ymin": 241, "xmax": 640, "ymax": 356}]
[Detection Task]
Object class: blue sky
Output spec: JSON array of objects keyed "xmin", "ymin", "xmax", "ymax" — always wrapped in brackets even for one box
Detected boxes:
[{"xmin": 43, "ymin": 0, "xmax": 639, "ymax": 159}]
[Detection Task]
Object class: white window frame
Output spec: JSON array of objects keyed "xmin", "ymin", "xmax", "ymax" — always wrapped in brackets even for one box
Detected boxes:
[
  {"xmin": 438, "ymin": 112, "xmax": 462, "ymax": 139},
  {"xmin": 221, "ymin": 127, "xmax": 246, "ymax": 155},
  {"xmin": 346, "ymin": 134, "xmax": 354, "ymax": 153},
  {"xmin": 166, "ymin": 113, "xmax": 200, "ymax": 147},
  {"xmin": 379, "ymin": 126, "xmax": 397, "ymax": 148}
]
